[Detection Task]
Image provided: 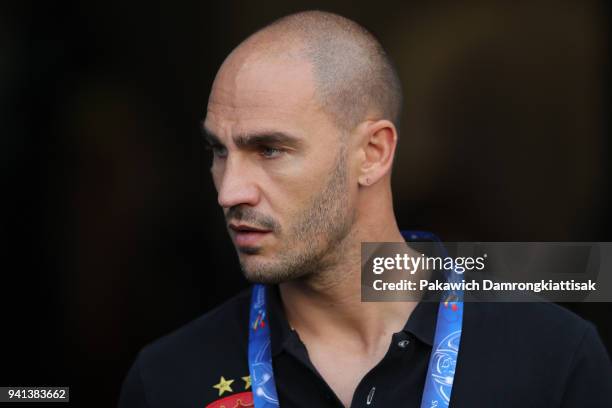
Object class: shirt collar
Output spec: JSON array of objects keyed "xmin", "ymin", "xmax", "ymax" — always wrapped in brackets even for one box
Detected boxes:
[
  {"xmin": 266, "ymin": 284, "xmax": 296, "ymax": 357},
  {"xmin": 266, "ymin": 283, "xmax": 437, "ymax": 356},
  {"xmin": 402, "ymin": 299, "xmax": 437, "ymax": 346}
]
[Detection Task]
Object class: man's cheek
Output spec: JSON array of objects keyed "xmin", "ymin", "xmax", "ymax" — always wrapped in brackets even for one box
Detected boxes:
[{"xmin": 210, "ymin": 165, "xmax": 222, "ymax": 191}]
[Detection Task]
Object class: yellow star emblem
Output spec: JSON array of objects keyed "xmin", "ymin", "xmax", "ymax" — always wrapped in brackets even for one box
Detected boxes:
[
  {"xmin": 212, "ymin": 376, "xmax": 234, "ymax": 396},
  {"xmin": 242, "ymin": 375, "xmax": 251, "ymax": 390}
]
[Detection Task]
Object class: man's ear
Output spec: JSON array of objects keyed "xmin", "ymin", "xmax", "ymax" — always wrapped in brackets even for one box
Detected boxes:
[{"xmin": 356, "ymin": 119, "xmax": 398, "ymax": 186}]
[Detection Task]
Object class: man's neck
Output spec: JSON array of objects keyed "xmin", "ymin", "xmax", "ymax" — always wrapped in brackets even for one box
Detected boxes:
[{"xmin": 277, "ymin": 225, "xmax": 416, "ymax": 354}]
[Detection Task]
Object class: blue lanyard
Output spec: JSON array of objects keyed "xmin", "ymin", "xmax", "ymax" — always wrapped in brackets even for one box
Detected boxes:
[{"xmin": 248, "ymin": 231, "xmax": 464, "ymax": 408}]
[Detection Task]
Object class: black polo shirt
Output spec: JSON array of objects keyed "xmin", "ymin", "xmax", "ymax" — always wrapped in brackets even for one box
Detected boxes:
[{"xmin": 119, "ymin": 285, "xmax": 611, "ymax": 407}]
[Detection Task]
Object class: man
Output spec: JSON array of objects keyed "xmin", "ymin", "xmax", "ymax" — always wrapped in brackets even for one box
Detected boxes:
[{"xmin": 119, "ymin": 10, "xmax": 611, "ymax": 408}]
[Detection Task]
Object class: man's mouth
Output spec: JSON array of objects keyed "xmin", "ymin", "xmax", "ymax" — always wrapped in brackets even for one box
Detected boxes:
[{"xmin": 228, "ymin": 223, "xmax": 272, "ymax": 248}]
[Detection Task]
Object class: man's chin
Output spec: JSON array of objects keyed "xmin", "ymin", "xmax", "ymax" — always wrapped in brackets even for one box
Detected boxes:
[
  {"xmin": 239, "ymin": 260, "xmax": 305, "ymax": 285},
  {"xmin": 236, "ymin": 245, "xmax": 262, "ymax": 255},
  {"xmin": 241, "ymin": 270, "xmax": 290, "ymax": 285}
]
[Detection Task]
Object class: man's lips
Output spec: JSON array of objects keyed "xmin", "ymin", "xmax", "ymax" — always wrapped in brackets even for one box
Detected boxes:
[
  {"xmin": 228, "ymin": 223, "xmax": 270, "ymax": 233},
  {"xmin": 228, "ymin": 223, "xmax": 272, "ymax": 247}
]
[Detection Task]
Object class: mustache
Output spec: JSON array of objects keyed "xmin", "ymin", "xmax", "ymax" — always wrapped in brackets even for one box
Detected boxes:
[{"xmin": 226, "ymin": 206, "xmax": 280, "ymax": 231}]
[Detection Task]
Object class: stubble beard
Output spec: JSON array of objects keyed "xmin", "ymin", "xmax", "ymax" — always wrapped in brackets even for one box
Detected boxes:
[{"xmin": 239, "ymin": 143, "xmax": 355, "ymax": 284}]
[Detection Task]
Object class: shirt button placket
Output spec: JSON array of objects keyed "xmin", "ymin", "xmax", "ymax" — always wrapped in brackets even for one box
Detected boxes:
[
  {"xmin": 397, "ymin": 339, "xmax": 410, "ymax": 348},
  {"xmin": 366, "ymin": 386, "xmax": 376, "ymax": 405}
]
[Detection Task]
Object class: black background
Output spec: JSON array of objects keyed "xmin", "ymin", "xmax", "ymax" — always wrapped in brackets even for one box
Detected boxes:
[{"xmin": 1, "ymin": 1, "xmax": 610, "ymax": 407}]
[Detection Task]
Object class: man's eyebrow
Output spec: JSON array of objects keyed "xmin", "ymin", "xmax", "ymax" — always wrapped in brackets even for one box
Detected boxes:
[
  {"xmin": 234, "ymin": 131, "xmax": 302, "ymax": 149},
  {"xmin": 202, "ymin": 124, "xmax": 302, "ymax": 149},
  {"xmin": 201, "ymin": 126, "xmax": 222, "ymax": 146}
]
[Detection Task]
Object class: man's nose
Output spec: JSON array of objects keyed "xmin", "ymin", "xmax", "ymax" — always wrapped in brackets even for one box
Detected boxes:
[{"xmin": 216, "ymin": 156, "xmax": 260, "ymax": 209}]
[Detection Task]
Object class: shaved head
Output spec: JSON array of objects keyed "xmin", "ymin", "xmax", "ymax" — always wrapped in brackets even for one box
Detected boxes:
[
  {"xmin": 206, "ymin": 10, "xmax": 402, "ymax": 284},
  {"xmin": 229, "ymin": 10, "xmax": 403, "ymax": 133}
]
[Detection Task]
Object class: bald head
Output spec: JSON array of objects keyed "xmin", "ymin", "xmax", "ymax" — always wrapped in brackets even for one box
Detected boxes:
[
  {"xmin": 226, "ymin": 10, "xmax": 402, "ymax": 133},
  {"xmin": 206, "ymin": 11, "xmax": 403, "ymax": 284}
]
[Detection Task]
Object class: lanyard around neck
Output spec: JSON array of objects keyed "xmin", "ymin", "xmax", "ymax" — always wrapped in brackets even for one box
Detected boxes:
[{"xmin": 247, "ymin": 231, "xmax": 464, "ymax": 408}]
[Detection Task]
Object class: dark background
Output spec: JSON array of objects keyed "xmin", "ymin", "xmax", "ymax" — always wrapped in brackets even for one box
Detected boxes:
[{"xmin": 1, "ymin": 1, "xmax": 610, "ymax": 407}]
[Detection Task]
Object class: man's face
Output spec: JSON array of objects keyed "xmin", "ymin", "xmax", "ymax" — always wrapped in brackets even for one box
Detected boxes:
[{"xmin": 203, "ymin": 52, "xmax": 357, "ymax": 283}]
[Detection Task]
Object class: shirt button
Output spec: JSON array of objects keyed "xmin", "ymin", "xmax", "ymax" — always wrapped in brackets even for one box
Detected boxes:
[
  {"xmin": 397, "ymin": 339, "xmax": 410, "ymax": 348},
  {"xmin": 366, "ymin": 386, "xmax": 376, "ymax": 405}
]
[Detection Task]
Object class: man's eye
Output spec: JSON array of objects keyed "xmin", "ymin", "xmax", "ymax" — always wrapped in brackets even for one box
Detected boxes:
[
  {"xmin": 260, "ymin": 147, "xmax": 284, "ymax": 158},
  {"xmin": 210, "ymin": 145, "xmax": 227, "ymax": 158}
]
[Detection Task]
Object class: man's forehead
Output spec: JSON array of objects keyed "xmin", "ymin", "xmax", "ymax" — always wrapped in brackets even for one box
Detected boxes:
[
  {"xmin": 212, "ymin": 54, "xmax": 316, "ymax": 107},
  {"xmin": 205, "ymin": 53, "xmax": 323, "ymax": 138}
]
